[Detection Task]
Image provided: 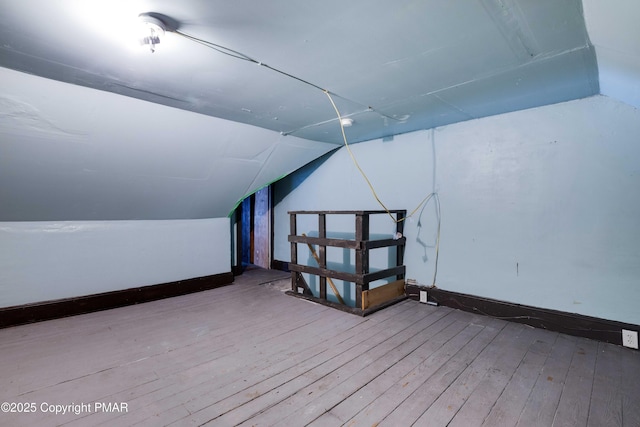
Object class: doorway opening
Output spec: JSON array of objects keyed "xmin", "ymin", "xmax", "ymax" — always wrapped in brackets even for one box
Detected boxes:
[{"xmin": 233, "ymin": 186, "xmax": 272, "ymax": 274}]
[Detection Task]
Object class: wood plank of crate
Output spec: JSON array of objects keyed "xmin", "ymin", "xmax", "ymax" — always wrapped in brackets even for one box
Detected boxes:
[
  {"xmin": 288, "ymin": 264, "xmax": 405, "ymax": 285},
  {"xmin": 288, "ymin": 263, "xmax": 361, "ymax": 284},
  {"xmin": 361, "ymin": 279, "xmax": 406, "ymax": 310},
  {"xmin": 396, "ymin": 211, "xmax": 406, "ymax": 280},
  {"xmin": 288, "ymin": 210, "xmax": 406, "ymax": 215},
  {"xmin": 288, "ymin": 235, "xmax": 361, "ymax": 250},
  {"xmin": 290, "ymin": 213, "xmax": 297, "ymax": 293},
  {"xmin": 355, "ymin": 213, "xmax": 370, "ymax": 310},
  {"xmin": 318, "ymin": 214, "xmax": 326, "ymax": 300}
]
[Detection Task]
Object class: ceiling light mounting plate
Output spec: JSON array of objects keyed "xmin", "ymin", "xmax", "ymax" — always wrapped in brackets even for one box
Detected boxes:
[
  {"xmin": 340, "ymin": 118, "xmax": 354, "ymax": 127},
  {"xmin": 138, "ymin": 13, "xmax": 166, "ymax": 52}
]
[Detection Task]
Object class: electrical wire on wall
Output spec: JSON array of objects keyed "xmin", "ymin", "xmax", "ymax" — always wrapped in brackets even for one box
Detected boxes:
[
  {"xmin": 415, "ymin": 192, "xmax": 441, "ymax": 287},
  {"xmin": 173, "ymin": 29, "xmax": 443, "ymax": 285},
  {"xmin": 324, "ymin": 90, "xmax": 441, "ymax": 286}
]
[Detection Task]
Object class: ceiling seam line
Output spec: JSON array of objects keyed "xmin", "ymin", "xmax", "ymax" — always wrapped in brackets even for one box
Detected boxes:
[{"xmin": 376, "ymin": 44, "xmax": 594, "ymax": 110}]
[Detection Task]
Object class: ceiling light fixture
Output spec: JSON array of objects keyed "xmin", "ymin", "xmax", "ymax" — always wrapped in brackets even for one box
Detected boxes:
[
  {"xmin": 340, "ymin": 118, "xmax": 354, "ymax": 127},
  {"xmin": 138, "ymin": 13, "xmax": 166, "ymax": 53}
]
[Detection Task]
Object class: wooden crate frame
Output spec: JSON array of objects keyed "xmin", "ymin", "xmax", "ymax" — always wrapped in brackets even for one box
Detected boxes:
[{"xmin": 286, "ymin": 210, "xmax": 407, "ymax": 316}]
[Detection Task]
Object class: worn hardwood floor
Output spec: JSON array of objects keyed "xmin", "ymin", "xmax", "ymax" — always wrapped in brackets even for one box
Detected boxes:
[{"xmin": 1, "ymin": 268, "xmax": 638, "ymax": 427}]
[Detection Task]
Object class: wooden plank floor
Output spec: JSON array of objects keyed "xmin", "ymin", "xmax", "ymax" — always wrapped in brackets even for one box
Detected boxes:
[{"xmin": 1, "ymin": 268, "xmax": 638, "ymax": 427}]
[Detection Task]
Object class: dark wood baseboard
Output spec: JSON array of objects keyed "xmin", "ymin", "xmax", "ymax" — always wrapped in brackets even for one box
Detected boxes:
[
  {"xmin": 0, "ymin": 272, "xmax": 234, "ymax": 329},
  {"xmin": 271, "ymin": 259, "xmax": 290, "ymax": 272},
  {"xmin": 406, "ymin": 284, "xmax": 639, "ymax": 347}
]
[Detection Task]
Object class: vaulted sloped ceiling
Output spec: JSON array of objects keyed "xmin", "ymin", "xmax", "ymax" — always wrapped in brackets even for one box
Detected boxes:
[
  {"xmin": 0, "ymin": 67, "xmax": 335, "ymax": 220},
  {"xmin": 0, "ymin": 0, "xmax": 598, "ymax": 143},
  {"xmin": 1, "ymin": 0, "xmax": 631, "ymax": 221}
]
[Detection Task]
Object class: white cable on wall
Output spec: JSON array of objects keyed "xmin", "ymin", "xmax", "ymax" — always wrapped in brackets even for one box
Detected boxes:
[{"xmin": 174, "ymin": 29, "xmax": 443, "ymax": 286}]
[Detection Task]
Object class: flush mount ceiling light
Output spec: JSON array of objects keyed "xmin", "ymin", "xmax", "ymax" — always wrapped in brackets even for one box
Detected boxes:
[
  {"xmin": 340, "ymin": 118, "xmax": 354, "ymax": 127},
  {"xmin": 138, "ymin": 13, "xmax": 166, "ymax": 53}
]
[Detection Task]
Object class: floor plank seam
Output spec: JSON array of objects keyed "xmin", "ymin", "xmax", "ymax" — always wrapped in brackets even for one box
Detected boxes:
[
  {"xmin": 194, "ymin": 308, "xmax": 454, "ymax": 425},
  {"xmin": 2, "ymin": 269, "xmax": 639, "ymax": 427},
  {"xmin": 313, "ymin": 314, "xmax": 491, "ymax": 426}
]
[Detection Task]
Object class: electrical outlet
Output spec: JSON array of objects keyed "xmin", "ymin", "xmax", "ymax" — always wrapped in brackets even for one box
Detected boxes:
[
  {"xmin": 622, "ymin": 329, "xmax": 639, "ymax": 349},
  {"xmin": 419, "ymin": 290, "xmax": 428, "ymax": 303}
]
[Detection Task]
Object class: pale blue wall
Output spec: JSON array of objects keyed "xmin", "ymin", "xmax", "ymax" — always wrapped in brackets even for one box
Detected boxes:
[
  {"xmin": 274, "ymin": 95, "xmax": 640, "ymax": 325},
  {"xmin": 0, "ymin": 218, "xmax": 230, "ymax": 308}
]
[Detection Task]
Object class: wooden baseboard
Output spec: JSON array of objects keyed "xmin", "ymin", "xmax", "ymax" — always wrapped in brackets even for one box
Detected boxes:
[
  {"xmin": 271, "ymin": 259, "xmax": 290, "ymax": 272},
  {"xmin": 406, "ymin": 284, "xmax": 639, "ymax": 347},
  {"xmin": 0, "ymin": 272, "xmax": 234, "ymax": 329}
]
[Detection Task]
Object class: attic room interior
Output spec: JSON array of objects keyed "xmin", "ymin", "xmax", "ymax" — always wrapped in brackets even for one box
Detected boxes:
[{"xmin": 1, "ymin": 0, "xmax": 639, "ymax": 426}]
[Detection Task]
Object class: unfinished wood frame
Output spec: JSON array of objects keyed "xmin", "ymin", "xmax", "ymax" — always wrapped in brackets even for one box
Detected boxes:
[{"xmin": 287, "ymin": 210, "xmax": 407, "ymax": 316}]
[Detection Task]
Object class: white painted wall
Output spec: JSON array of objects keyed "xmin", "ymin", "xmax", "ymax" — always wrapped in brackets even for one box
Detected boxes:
[
  {"xmin": 274, "ymin": 95, "xmax": 640, "ymax": 325},
  {"xmin": 0, "ymin": 218, "xmax": 230, "ymax": 308}
]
